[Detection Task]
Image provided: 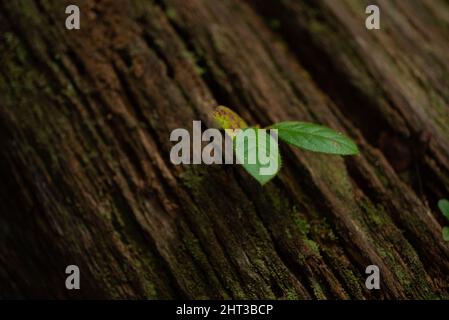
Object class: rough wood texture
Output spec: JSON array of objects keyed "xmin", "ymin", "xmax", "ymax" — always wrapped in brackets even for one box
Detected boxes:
[{"xmin": 1, "ymin": 0, "xmax": 448, "ymax": 299}]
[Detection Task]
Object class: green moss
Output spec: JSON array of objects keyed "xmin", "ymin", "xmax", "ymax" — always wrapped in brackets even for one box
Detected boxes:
[
  {"xmin": 312, "ymin": 154, "xmax": 354, "ymax": 202},
  {"xmin": 165, "ymin": 7, "xmax": 177, "ymax": 20},
  {"xmin": 310, "ymin": 280, "xmax": 326, "ymax": 299},
  {"xmin": 293, "ymin": 215, "xmax": 311, "ymax": 235},
  {"xmin": 3, "ymin": 32, "xmax": 15, "ymax": 45},
  {"xmin": 269, "ymin": 19, "xmax": 281, "ymax": 30},
  {"xmin": 183, "ymin": 236, "xmax": 206, "ymax": 263},
  {"xmin": 181, "ymin": 168, "xmax": 205, "ymax": 191},
  {"xmin": 394, "ymin": 269, "xmax": 412, "ymax": 290},
  {"xmin": 309, "ymin": 20, "xmax": 327, "ymax": 35},
  {"xmin": 305, "ymin": 239, "xmax": 320, "ymax": 255},
  {"xmin": 311, "ymin": 217, "xmax": 338, "ymax": 241},
  {"xmin": 232, "ymin": 287, "xmax": 248, "ymax": 300},
  {"xmin": 252, "ymin": 258, "xmax": 265, "ymax": 270},
  {"xmin": 377, "ymin": 247, "xmax": 390, "ymax": 259},
  {"xmin": 181, "ymin": 50, "xmax": 196, "ymax": 62},
  {"xmin": 265, "ymin": 187, "xmax": 289, "ymax": 213},
  {"xmin": 359, "ymin": 199, "xmax": 385, "ymax": 226},
  {"xmin": 62, "ymin": 83, "xmax": 77, "ymax": 98},
  {"xmin": 195, "ymin": 66, "xmax": 206, "ymax": 75},
  {"xmin": 297, "ymin": 253, "xmax": 306, "ymax": 265},
  {"xmin": 428, "ymin": 89, "xmax": 449, "ymax": 136},
  {"xmin": 344, "ymin": 270, "xmax": 362, "ymax": 296},
  {"xmin": 284, "ymin": 289, "xmax": 299, "ymax": 300},
  {"xmin": 143, "ymin": 280, "xmax": 157, "ymax": 298}
]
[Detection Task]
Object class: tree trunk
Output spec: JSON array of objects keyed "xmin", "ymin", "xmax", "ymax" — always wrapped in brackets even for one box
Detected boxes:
[{"xmin": 1, "ymin": 0, "xmax": 449, "ymax": 299}]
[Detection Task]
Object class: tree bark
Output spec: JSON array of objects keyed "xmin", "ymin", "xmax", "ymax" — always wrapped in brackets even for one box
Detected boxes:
[{"xmin": 1, "ymin": 0, "xmax": 449, "ymax": 299}]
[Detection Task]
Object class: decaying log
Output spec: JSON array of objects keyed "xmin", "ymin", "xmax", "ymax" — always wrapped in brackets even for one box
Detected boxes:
[{"xmin": 0, "ymin": 0, "xmax": 448, "ymax": 299}]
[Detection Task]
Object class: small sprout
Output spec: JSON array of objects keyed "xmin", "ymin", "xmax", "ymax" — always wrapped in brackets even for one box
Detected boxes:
[
  {"xmin": 438, "ymin": 199, "xmax": 449, "ymax": 241},
  {"xmin": 213, "ymin": 106, "xmax": 359, "ymax": 184}
]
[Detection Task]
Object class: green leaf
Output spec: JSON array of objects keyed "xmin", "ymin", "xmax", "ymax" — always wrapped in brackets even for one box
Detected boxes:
[
  {"xmin": 438, "ymin": 199, "xmax": 449, "ymax": 221},
  {"xmin": 271, "ymin": 121, "xmax": 359, "ymax": 155},
  {"xmin": 443, "ymin": 227, "xmax": 449, "ymax": 241},
  {"xmin": 234, "ymin": 128, "xmax": 281, "ymax": 185},
  {"xmin": 213, "ymin": 106, "xmax": 248, "ymax": 137}
]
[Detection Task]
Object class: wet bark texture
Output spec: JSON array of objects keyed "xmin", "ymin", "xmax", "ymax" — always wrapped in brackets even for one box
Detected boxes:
[{"xmin": 1, "ymin": 0, "xmax": 449, "ymax": 299}]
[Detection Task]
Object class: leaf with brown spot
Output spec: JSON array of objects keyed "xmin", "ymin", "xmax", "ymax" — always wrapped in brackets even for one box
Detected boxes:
[{"xmin": 213, "ymin": 106, "xmax": 248, "ymax": 132}]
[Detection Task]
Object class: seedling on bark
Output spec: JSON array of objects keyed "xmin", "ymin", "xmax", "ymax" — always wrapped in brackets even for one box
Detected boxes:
[
  {"xmin": 438, "ymin": 199, "xmax": 449, "ymax": 241},
  {"xmin": 213, "ymin": 106, "xmax": 359, "ymax": 185}
]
